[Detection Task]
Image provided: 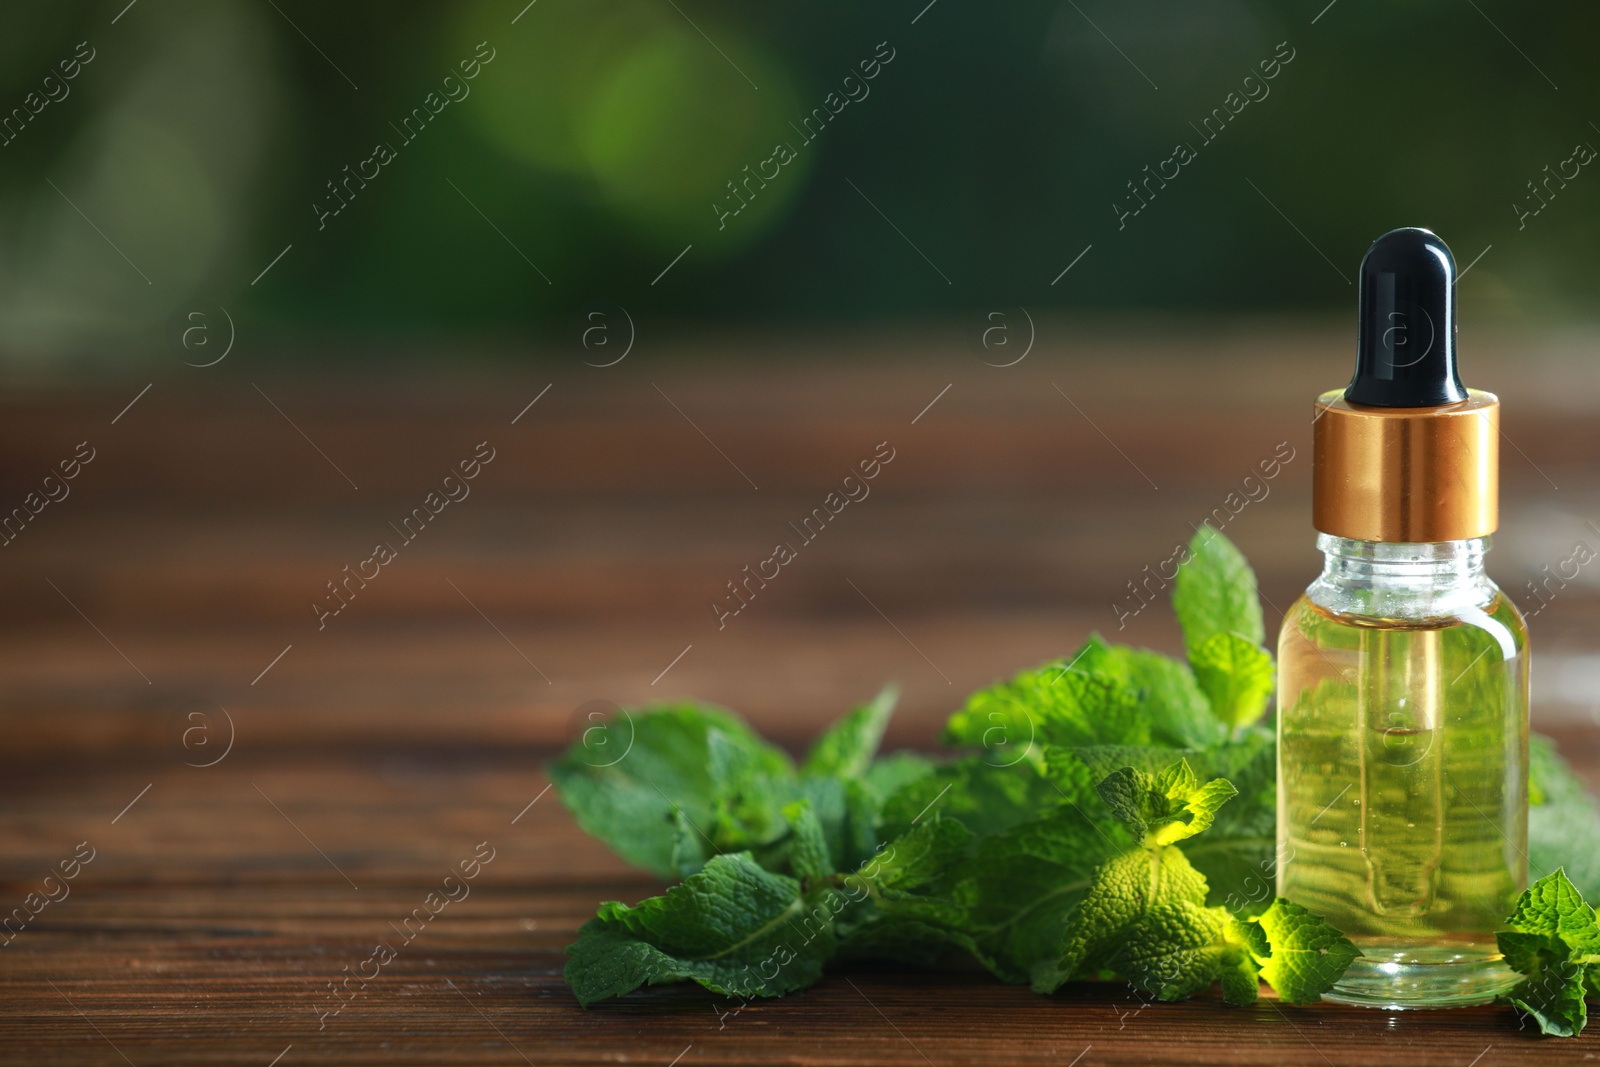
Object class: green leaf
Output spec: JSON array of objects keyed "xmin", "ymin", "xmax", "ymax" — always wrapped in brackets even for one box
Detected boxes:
[
  {"xmin": 1242, "ymin": 898, "xmax": 1361, "ymax": 1006},
  {"xmin": 1063, "ymin": 635, "xmax": 1227, "ymax": 749},
  {"xmin": 565, "ymin": 853, "xmax": 838, "ymax": 1007},
  {"xmin": 965, "ymin": 816, "xmax": 1132, "ymax": 980},
  {"xmin": 1057, "ymin": 744, "xmax": 1201, "ymax": 782},
  {"xmin": 945, "ymin": 660, "xmax": 1148, "ymax": 759},
  {"xmin": 1529, "ymin": 735, "xmax": 1600, "ymax": 901},
  {"xmin": 1497, "ymin": 869, "xmax": 1600, "ymax": 1037},
  {"xmin": 548, "ymin": 703, "xmax": 796, "ymax": 879},
  {"xmin": 781, "ymin": 800, "xmax": 835, "ymax": 880},
  {"xmin": 832, "ymin": 753, "xmax": 936, "ymax": 873},
  {"xmin": 1034, "ymin": 843, "xmax": 1225, "ymax": 998},
  {"xmin": 1173, "ymin": 526, "xmax": 1265, "ymax": 654},
  {"xmin": 802, "ymin": 685, "xmax": 898, "ymax": 779},
  {"xmin": 1218, "ymin": 921, "xmax": 1263, "ymax": 1005},
  {"xmin": 1095, "ymin": 759, "xmax": 1239, "ymax": 848},
  {"xmin": 1177, "ymin": 728, "xmax": 1278, "ymax": 912},
  {"xmin": 882, "ymin": 753, "xmax": 1096, "ymax": 842},
  {"xmin": 864, "ymin": 751, "xmax": 936, "ymax": 799},
  {"xmin": 860, "ymin": 817, "xmax": 974, "ymax": 895},
  {"xmin": 1188, "ymin": 631, "xmax": 1276, "ymax": 730}
]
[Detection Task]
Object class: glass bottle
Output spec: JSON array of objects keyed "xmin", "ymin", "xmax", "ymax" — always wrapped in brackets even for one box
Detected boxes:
[
  {"xmin": 1278, "ymin": 535, "xmax": 1528, "ymax": 1007},
  {"xmin": 1276, "ymin": 226, "xmax": 1529, "ymax": 1007}
]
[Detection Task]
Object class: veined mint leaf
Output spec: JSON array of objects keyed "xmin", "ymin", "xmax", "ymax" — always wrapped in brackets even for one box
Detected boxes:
[
  {"xmin": 1061, "ymin": 744, "xmax": 1203, "ymax": 781},
  {"xmin": 860, "ymin": 817, "xmax": 974, "ymax": 896},
  {"xmin": 1095, "ymin": 759, "xmax": 1239, "ymax": 847},
  {"xmin": 883, "ymin": 753, "xmax": 1096, "ymax": 842},
  {"xmin": 955, "ymin": 813, "xmax": 1133, "ymax": 983},
  {"xmin": 864, "ymin": 750, "xmax": 936, "ymax": 799},
  {"xmin": 1529, "ymin": 735, "xmax": 1600, "ymax": 901},
  {"xmin": 1034, "ymin": 843, "xmax": 1222, "ymax": 997},
  {"xmin": 1242, "ymin": 898, "xmax": 1360, "ymax": 1006},
  {"xmin": 1067, "ymin": 635, "xmax": 1227, "ymax": 749},
  {"xmin": 549, "ymin": 703, "xmax": 796, "ymax": 879},
  {"xmin": 945, "ymin": 662, "xmax": 1147, "ymax": 758},
  {"xmin": 781, "ymin": 800, "xmax": 835, "ymax": 881},
  {"xmin": 830, "ymin": 818, "xmax": 980, "ymax": 968},
  {"xmin": 565, "ymin": 853, "xmax": 839, "ymax": 1007},
  {"xmin": 1218, "ymin": 920, "xmax": 1264, "ymax": 1005},
  {"xmin": 834, "ymin": 753, "xmax": 936, "ymax": 873},
  {"xmin": 803, "ymin": 685, "xmax": 898, "ymax": 779},
  {"xmin": 1178, "ymin": 729, "xmax": 1277, "ymax": 912},
  {"xmin": 1498, "ymin": 869, "xmax": 1600, "ymax": 1037},
  {"xmin": 1189, "ymin": 631, "xmax": 1276, "ymax": 730},
  {"xmin": 1173, "ymin": 526, "xmax": 1265, "ymax": 653}
]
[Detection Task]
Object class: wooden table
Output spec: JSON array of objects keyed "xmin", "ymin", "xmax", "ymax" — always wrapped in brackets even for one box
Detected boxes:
[{"xmin": 4, "ymin": 327, "xmax": 1598, "ymax": 1064}]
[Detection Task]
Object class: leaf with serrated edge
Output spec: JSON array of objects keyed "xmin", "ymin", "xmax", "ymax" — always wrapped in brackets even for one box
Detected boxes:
[
  {"xmin": 1189, "ymin": 631, "xmax": 1276, "ymax": 730},
  {"xmin": 1095, "ymin": 759, "xmax": 1239, "ymax": 848},
  {"xmin": 1497, "ymin": 869, "xmax": 1600, "ymax": 1036},
  {"xmin": 1173, "ymin": 525, "xmax": 1265, "ymax": 653},
  {"xmin": 1245, "ymin": 898, "xmax": 1361, "ymax": 1006},
  {"xmin": 803, "ymin": 685, "xmax": 899, "ymax": 780},
  {"xmin": 549, "ymin": 704, "xmax": 796, "ymax": 878},
  {"xmin": 565, "ymin": 853, "xmax": 837, "ymax": 1007}
]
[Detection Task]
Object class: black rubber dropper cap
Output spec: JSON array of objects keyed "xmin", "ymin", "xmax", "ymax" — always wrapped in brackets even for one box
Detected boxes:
[{"xmin": 1346, "ymin": 227, "xmax": 1468, "ymax": 407}]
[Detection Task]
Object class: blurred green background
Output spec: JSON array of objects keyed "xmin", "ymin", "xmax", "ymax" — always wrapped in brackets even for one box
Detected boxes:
[{"xmin": 0, "ymin": 0, "xmax": 1596, "ymax": 363}]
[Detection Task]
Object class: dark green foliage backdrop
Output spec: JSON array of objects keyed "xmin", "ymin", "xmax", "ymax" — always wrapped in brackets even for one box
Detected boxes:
[{"xmin": 0, "ymin": 0, "xmax": 1594, "ymax": 356}]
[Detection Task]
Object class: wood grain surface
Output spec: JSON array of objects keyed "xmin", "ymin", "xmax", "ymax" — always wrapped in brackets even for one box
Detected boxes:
[{"xmin": 3, "ymin": 328, "xmax": 1599, "ymax": 1064}]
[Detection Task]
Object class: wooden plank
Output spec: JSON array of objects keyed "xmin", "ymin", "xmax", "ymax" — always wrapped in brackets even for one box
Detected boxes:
[{"xmin": 3, "ymin": 343, "xmax": 1599, "ymax": 1063}]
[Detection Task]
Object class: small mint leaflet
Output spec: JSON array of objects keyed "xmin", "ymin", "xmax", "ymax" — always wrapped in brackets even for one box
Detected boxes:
[
  {"xmin": 803, "ymin": 685, "xmax": 898, "ymax": 780},
  {"xmin": 565, "ymin": 853, "xmax": 836, "ymax": 1008},
  {"xmin": 1189, "ymin": 631, "xmax": 1276, "ymax": 730},
  {"xmin": 1498, "ymin": 869, "xmax": 1600, "ymax": 1036},
  {"xmin": 1173, "ymin": 526, "xmax": 1265, "ymax": 652},
  {"xmin": 1094, "ymin": 758, "xmax": 1239, "ymax": 848},
  {"xmin": 1242, "ymin": 898, "xmax": 1361, "ymax": 1006}
]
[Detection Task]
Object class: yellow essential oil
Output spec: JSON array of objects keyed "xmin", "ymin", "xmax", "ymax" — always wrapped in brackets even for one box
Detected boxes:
[
  {"xmin": 1278, "ymin": 228, "xmax": 1528, "ymax": 1007},
  {"xmin": 1278, "ymin": 549, "xmax": 1528, "ymax": 1007}
]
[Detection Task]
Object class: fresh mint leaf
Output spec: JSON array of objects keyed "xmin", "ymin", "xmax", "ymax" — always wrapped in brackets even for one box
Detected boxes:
[
  {"xmin": 1033, "ymin": 843, "xmax": 1223, "ymax": 997},
  {"xmin": 1049, "ymin": 735, "xmax": 1277, "ymax": 912},
  {"xmin": 1179, "ymin": 729, "xmax": 1278, "ymax": 912},
  {"xmin": 565, "ymin": 853, "xmax": 836, "ymax": 1007},
  {"xmin": 1530, "ymin": 735, "xmax": 1600, "ymax": 901},
  {"xmin": 1173, "ymin": 526, "xmax": 1265, "ymax": 653},
  {"xmin": 781, "ymin": 800, "xmax": 835, "ymax": 880},
  {"xmin": 834, "ymin": 753, "xmax": 936, "ymax": 874},
  {"xmin": 861, "ymin": 817, "xmax": 974, "ymax": 896},
  {"xmin": 826, "ymin": 819, "xmax": 982, "ymax": 968},
  {"xmin": 945, "ymin": 661, "xmax": 1147, "ymax": 757},
  {"xmin": 1217, "ymin": 920, "xmax": 1264, "ymax": 1005},
  {"xmin": 550, "ymin": 704, "xmax": 798, "ymax": 879},
  {"xmin": 803, "ymin": 685, "xmax": 899, "ymax": 779},
  {"xmin": 883, "ymin": 753, "xmax": 1096, "ymax": 842},
  {"xmin": 668, "ymin": 807, "xmax": 708, "ymax": 879},
  {"xmin": 1188, "ymin": 631, "xmax": 1276, "ymax": 730},
  {"xmin": 1066, "ymin": 635, "xmax": 1227, "ymax": 749},
  {"xmin": 940, "ymin": 811, "xmax": 1131, "ymax": 983},
  {"xmin": 1095, "ymin": 759, "xmax": 1239, "ymax": 847},
  {"xmin": 1498, "ymin": 869, "xmax": 1600, "ymax": 1037},
  {"xmin": 864, "ymin": 750, "xmax": 936, "ymax": 799},
  {"xmin": 1241, "ymin": 898, "xmax": 1361, "ymax": 1005},
  {"xmin": 1055, "ymin": 744, "xmax": 1200, "ymax": 782}
]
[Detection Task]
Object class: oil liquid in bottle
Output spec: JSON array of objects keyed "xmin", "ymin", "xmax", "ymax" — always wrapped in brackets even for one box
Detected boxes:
[{"xmin": 1278, "ymin": 552, "xmax": 1528, "ymax": 1007}]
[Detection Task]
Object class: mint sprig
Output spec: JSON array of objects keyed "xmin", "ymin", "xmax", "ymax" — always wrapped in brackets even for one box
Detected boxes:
[
  {"xmin": 552, "ymin": 525, "xmax": 1600, "ymax": 1033},
  {"xmin": 1498, "ymin": 870, "xmax": 1600, "ymax": 1036}
]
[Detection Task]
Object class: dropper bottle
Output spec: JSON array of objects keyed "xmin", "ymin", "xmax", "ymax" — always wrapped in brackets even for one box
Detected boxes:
[{"xmin": 1276, "ymin": 227, "xmax": 1529, "ymax": 1008}]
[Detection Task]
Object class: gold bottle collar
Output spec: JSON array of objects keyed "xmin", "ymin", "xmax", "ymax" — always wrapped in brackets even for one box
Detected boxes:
[{"xmin": 1312, "ymin": 388, "xmax": 1498, "ymax": 542}]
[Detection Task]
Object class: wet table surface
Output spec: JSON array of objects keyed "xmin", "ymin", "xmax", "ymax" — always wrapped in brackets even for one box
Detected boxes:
[{"xmin": 4, "ymin": 330, "xmax": 1600, "ymax": 1064}]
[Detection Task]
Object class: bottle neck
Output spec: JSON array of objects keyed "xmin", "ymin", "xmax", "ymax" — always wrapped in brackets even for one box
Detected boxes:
[{"xmin": 1306, "ymin": 534, "xmax": 1498, "ymax": 621}]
